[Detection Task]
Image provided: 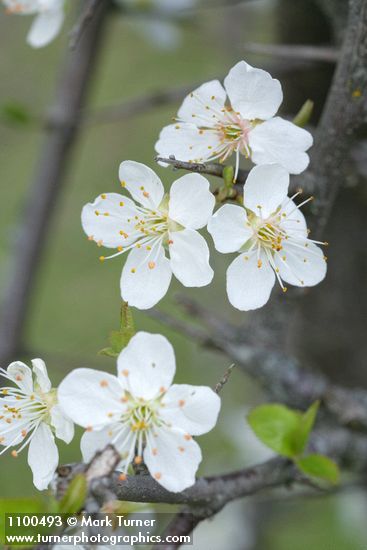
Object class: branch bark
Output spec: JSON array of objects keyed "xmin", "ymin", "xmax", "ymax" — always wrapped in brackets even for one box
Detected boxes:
[
  {"xmin": 0, "ymin": 0, "xmax": 111, "ymax": 366},
  {"xmin": 150, "ymin": 296, "xmax": 367, "ymax": 432},
  {"xmin": 304, "ymin": 0, "xmax": 367, "ymax": 233},
  {"xmin": 56, "ymin": 428, "xmax": 367, "ymax": 513}
]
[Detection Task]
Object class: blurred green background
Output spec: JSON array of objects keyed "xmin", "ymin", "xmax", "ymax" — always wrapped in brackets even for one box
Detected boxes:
[{"xmin": 0, "ymin": 1, "xmax": 366, "ymax": 548}]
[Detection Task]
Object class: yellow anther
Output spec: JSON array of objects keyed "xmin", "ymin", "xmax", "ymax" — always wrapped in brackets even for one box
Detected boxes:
[
  {"xmin": 257, "ymin": 259, "xmax": 262, "ymax": 268},
  {"xmin": 121, "ymin": 181, "xmax": 126, "ymax": 187},
  {"xmin": 148, "ymin": 261, "xmax": 156, "ymax": 270},
  {"xmin": 120, "ymin": 201, "xmax": 124, "ymax": 207},
  {"xmin": 131, "ymin": 268, "xmax": 136, "ymax": 273},
  {"xmin": 101, "ymin": 194, "xmax": 106, "ymax": 199},
  {"xmin": 99, "ymin": 256, "xmax": 105, "ymax": 262}
]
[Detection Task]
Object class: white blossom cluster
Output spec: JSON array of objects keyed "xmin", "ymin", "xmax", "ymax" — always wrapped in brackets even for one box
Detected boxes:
[{"xmin": 1, "ymin": 60, "xmax": 327, "ymax": 496}]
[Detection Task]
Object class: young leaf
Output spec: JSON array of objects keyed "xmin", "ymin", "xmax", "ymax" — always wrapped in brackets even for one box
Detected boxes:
[
  {"xmin": 293, "ymin": 400, "xmax": 320, "ymax": 455},
  {"xmin": 58, "ymin": 474, "xmax": 87, "ymax": 514},
  {"xmin": 247, "ymin": 404, "xmax": 302, "ymax": 458},
  {"xmin": 296, "ymin": 454, "xmax": 340, "ymax": 485},
  {"xmin": 99, "ymin": 301, "xmax": 135, "ymax": 357},
  {"xmin": 293, "ymin": 99, "xmax": 314, "ymax": 128}
]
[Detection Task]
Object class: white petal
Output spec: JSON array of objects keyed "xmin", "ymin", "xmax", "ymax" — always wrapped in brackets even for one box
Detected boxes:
[
  {"xmin": 160, "ymin": 384, "xmax": 221, "ymax": 435},
  {"xmin": 7, "ymin": 361, "xmax": 33, "ymax": 394},
  {"xmin": 243, "ymin": 164, "xmax": 289, "ymax": 218},
  {"xmin": 144, "ymin": 426, "xmax": 202, "ymax": 492},
  {"xmin": 117, "ymin": 331, "xmax": 176, "ymax": 400},
  {"xmin": 119, "ymin": 161, "xmax": 164, "ymax": 209},
  {"xmin": 27, "ymin": 7, "xmax": 64, "ymax": 48},
  {"xmin": 168, "ymin": 173, "xmax": 215, "ymax": 229},
  {"xmin": 81, "ymin": 422, "xmax": 132, "ymax": 464},
  {"xmin": 120, "ymin": 245, "xmax": 172, "ymax": 309},
  {"xmin": 80, "ymin": 425, "xmax": 119, "ymax": 463},
  {"xmin": 50, "ymin": 405, "xmax": 74, "ymax": 444},
  {"xmin": 249, "ymin": 117, "xmax": 313, "ymax": 174},
  {"xmin": 57, "ymin": 369, "xmax": 125, "ymax": 429},
  {"xmin": 208, "ymin": 204, "xmax": 252, "ymax": 253},
  {"xmin": 155, "ymin": 123, "xmax": 222, "ymax": 164},
  {"xmin": 274, "ymin": 241, "xmax": 327, "ymax": 287},
  {"xmin": 177, "ymin": 80, "xmax": 227, "ymax": 126},
  {"xmin": 81, "ymin": 193, "xmax": 139, "ymax": 248},
  {"xmin": 169, "ymin": 229, "xmax": 213, "ymax": 287},
  {"xmin": 280, "ymin": 199, "xmax": 308, "ymax": 239},
  {"xmin": 226, "ymin": 250, "xmax": 275, "ymax": 311},
  {"xmin": 27, "ymin": 423, "xmax": 58, "ymax": 491},
  {"xmin": 0, "ymin": 417, "xmax": 24, "ymax": 446},
  {"xmin": 224, "ymin": 60, "xmax": 283, "ymax": 120},
  {"xmin": 31, "ymin": 358, "xmax": 51, "ymax": 393}
]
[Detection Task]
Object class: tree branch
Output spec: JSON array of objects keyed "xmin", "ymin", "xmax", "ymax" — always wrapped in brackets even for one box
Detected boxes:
[
  {"xmin": 69, "ymin": 0, "xmax": 104, "ymax": 49},
  {"xmin": 56, "ymin": 428, "xmax": 367, "ymax": 514},
  {"xmin": 304, "ymin": 0, "xmax": 367, "ymax": 233},
  {"xmin": 0, "ymin": 0, "xmax": 111, "ymax": 367},
  {"xmin": 151, "ymin": 297, "xmax": 367, "ymax": 432}
]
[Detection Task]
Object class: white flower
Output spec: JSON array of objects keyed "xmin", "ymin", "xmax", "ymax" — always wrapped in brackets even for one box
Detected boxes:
[
  {"xmin": 155, "ymin": 60, "xmax": 313, "ymax": 179},
  {"xmin": 208, "ymin": 164, "xmax": 327, "ymax": 311},
  {"xmin": 58, "ymin": 331, "xmax": 221, "ymax": 493},
  {"xmin": 81, "ymin": 160, "xmax": 215, "ymax": 310},
  {"xmin": 0, "ymin": 359, "xmax": 74, "ymax": 490},
  {"xmin": 2, "ymin": 0, "xmax": 65, "ymax": 48}
]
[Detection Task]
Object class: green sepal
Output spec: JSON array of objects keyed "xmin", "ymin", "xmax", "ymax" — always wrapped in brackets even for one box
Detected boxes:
[{"xmin": 293, "ymin": 99, "xmax": 314, "ymax": 128}]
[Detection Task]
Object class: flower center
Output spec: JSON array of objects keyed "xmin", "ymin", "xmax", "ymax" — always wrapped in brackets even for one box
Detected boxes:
[
  {"xmin": 0, "ymin": 378, "xmax": 57, "ymax": 457},
  {"xmin": 255, "ymin": 218, "xmax": 285, "ymax": 252}
]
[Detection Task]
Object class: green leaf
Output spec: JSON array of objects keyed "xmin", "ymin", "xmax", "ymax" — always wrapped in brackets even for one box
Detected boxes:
[
  {"xmin": 1, "ymin": 101, "xmax": 32, "ymax": 126},
  {"xmin": 292, "ymin": 99, "xmax": 314, "ymax": 128},
  {"xmin": 58, "ymin": 474, "xmax": 87, "ymax": 513},
  {"xmin": 296, "ymin": 454, "xmax": 340, "ymax": 485},
  {"xmin": 99, "ymin": 301, "xmax": 135, "ymax": 357},
  {"xmin": 294, "ymin": 400, "xmax": 320, "ymax": 455},
  {"xmin": 247, "ymin": 404, "xmax": 302, "ymax": 458}
]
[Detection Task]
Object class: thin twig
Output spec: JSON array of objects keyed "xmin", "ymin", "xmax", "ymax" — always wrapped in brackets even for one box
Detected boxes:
[
  {"xmin": 155, "ymin": 155, "xmax": 249, "ymax": 184},
  {"xmin": 215, "ymin": 364, "xmax": 236, "ymax": 394},
  {"xmin": 243, "ymin": 42, "xmax": 339, "ymax": 63}
]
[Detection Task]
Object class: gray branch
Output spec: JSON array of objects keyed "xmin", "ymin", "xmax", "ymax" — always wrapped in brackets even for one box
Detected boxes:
[
  {"xmin": 304, "ymin": 0, "xmax": 367, "ymax": 232},
  {"xmin": 160, "ymin": 295, "xmax": 367, "ymax": 432},
  {"xmin": 0, "ymin": 0, "xmax": 111, "ymax": 366},
  {"xmin": 55, "ymin": 428, "xmax": 367, "ymax": 517}
]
